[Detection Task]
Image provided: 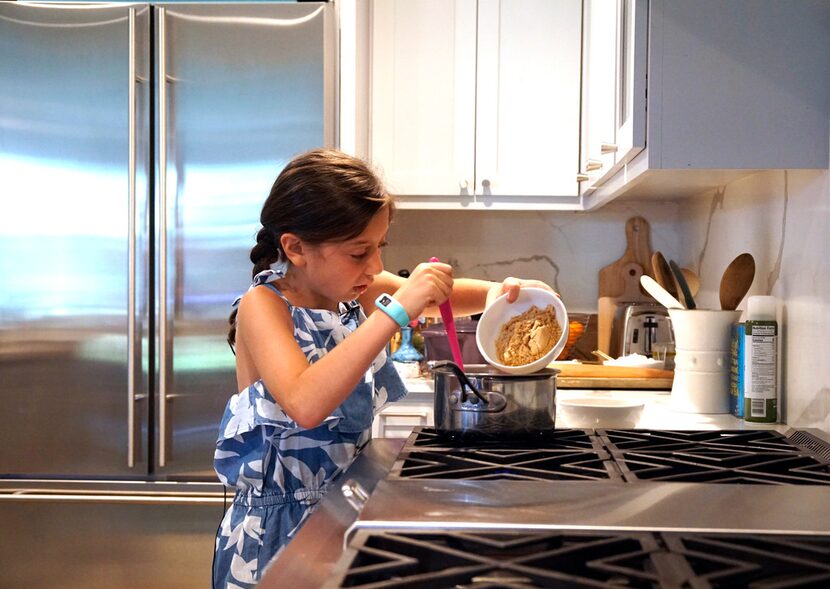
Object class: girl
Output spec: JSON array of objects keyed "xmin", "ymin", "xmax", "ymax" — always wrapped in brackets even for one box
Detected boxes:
[{"xmin": 212, "ymin": 148, "xmax": 554, "ymax": 588}]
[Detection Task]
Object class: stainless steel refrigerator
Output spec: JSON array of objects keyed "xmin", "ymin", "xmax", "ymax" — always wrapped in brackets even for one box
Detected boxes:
[{"xmin": 0, "ymin": 2, "xmax": 336, "ymax": 586}]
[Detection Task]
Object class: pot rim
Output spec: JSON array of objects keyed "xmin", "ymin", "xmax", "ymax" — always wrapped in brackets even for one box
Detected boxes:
[{"xmin": 431, "ymin": 363, "xmax": 560, "ymax": 379}]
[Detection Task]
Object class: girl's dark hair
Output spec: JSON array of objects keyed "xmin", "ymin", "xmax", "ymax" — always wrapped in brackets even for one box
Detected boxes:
[{"xmin": 227, "ymin": 148, "xmax": 394, "ymax": 347}]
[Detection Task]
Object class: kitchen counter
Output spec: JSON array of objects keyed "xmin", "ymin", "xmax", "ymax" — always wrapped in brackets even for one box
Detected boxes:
[{"xmin": 405, "ymin": 375, "xmax": 778, "ymax": 431}]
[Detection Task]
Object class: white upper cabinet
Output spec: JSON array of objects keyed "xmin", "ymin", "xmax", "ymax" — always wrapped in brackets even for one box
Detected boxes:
[
  {"xmin": 580, "ymin": 0, "xmax": 647, "ymax": 192},
  {"xmin": 367, "ymin": 0, "xmax": 582, "ymax": 209},
  {"xmin": 581, "ymin": 0, "xmax": 830, "ymax": 209}
]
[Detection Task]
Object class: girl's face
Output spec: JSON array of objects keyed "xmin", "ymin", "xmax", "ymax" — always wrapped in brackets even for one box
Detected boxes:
[{"xmin": 301, "ymin": 206, "xmax": 390, "ymax": 309}]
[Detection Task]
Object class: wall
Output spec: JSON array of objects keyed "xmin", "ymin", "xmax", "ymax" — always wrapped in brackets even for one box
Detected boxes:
[
  {"xmin": 384, "ymin": 168, "xmax": 830, "ymax": 432},
  {"xmin": 676, "ymin": 169, "xmax": 830, "ymax": 431},
  {"xmin": 383, "ymin": 200, "xmax": 682, "ymax": 314}
]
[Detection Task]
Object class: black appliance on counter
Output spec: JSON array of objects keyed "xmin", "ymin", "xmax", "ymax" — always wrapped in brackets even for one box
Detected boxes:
[{"xmin": 263, "ymin": 427, "xmax": 830, "ymax": 588}]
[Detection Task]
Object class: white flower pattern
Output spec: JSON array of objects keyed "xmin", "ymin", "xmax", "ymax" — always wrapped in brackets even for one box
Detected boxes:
[{"xmin": 213, "ymin": 265, "xmax": 407, "ymax": 588}]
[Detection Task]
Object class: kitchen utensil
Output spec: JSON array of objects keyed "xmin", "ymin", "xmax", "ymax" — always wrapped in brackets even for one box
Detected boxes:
[
  {"xmin": 681, "ymin": 268, "xmax": 700, "ymax": 298},
  {"xmin": 429, "ymin": 256, "xmax": 464, "ymax": 371},
  {"xmin": 431, "ymin": 361, "xmax": 558, "ymax": 439},
  {"xmin": 669, "ymin": 259, "xmax": 696, "ymax": 309},
  {"xmin": 651, "ymin": 251, "xmax": 677, "ymax": 297},
  {"xmin": 592, "ymin": 349, "xmax": 614, "ymax": 361},
  {"xmin": 719, "ymin": 252, "xmax": 755, "ymax": 311},
  {"xmin": 639, "ymin": 275, "xmax": 684, "ymax": 309},
  {"xmin": 597, "ymin": 217, "xmax": 654, "ymax": 354},
  {"xmin": 476, "ymin": 287, "xmax": 568, "ymax": 375}
]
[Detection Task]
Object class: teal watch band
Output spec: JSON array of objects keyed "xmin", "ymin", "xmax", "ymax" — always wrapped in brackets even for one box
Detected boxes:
[{"xmin": 374, "ymin": 293, "xmax": 411, "ymax": 328}]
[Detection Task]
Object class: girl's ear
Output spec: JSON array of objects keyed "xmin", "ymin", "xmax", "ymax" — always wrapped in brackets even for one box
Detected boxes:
[{"xmin": 280, "ymin": 233, "xmax": 307, "ymax": 267}]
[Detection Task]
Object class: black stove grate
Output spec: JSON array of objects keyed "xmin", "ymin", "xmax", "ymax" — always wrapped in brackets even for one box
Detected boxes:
[
  {"xmin": 392, "ymin": 428, "xmax": 830, "ymax": 486},
  {"xmin": 405, "ymin": 427, "xmax": 601, "ymax": 451},
  {"xmin": 390, "ymin": 448, "xmax": 622, "ymax": 481},
  {"xmin": 392, "ymin": 428, "xmax": 619, "ymax": 482},
  {"xmin": 598, "ymin": 429, "xmax": 808, "ymax": 454},
  {"xmin": 599, "ymin": 429, "xmax": 830, "ymax": 486},
  {"xmin": 327, "ymin": 530, "xmax": 830, "ymax": 588}
]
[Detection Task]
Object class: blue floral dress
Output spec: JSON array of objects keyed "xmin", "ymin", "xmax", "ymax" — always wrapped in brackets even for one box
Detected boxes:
[{"xmin": 213, "ymin": 263, "xmax": 407, "ymax": 588}]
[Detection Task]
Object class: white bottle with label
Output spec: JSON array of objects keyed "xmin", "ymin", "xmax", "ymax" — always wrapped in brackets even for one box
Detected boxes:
[{"xmin": 743, "ymin": 296, "xmax": 779, "ymax": 423}]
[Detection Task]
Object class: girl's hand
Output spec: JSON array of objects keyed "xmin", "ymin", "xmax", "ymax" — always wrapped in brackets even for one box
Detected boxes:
[
  {"xmin": 485, "ymin": 277, "xmax": 557, "ymax": 307},
  {"xmin": 393, "ymin": 261, "xmax": 454, "ymax": 319}
]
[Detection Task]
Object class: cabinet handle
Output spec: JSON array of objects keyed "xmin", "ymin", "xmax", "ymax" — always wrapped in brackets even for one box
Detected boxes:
[
  {"xmin": 601, "ymin": 143, "xmax": 618, "ymax": 154},
  {"xmin": 576, "ymin": 173, "xmax": 589, "ymax": 182},
  {"xmin": 584, "ymin": 159, "xmax": 602, "ymax": 172}
]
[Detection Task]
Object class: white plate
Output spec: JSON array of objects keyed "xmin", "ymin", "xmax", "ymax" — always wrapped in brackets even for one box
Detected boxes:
[{"xmin": 557, "ymin": 397, "xmax": 645, "ymax": 428}]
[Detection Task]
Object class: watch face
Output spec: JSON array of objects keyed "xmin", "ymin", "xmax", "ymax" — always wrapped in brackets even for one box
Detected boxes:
[{"xmin": 379, "ymin": 295, "xmax": 392, "ymax": 307}]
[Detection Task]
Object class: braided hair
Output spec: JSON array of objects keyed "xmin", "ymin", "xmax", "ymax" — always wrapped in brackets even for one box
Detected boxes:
[{"xmin": 227, "ymin": 149, "xmax": 394, "ymax": 347}]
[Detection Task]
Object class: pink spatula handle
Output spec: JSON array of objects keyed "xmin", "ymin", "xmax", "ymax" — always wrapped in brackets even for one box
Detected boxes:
[{"xmin": 429, "ymin": 257, "xmax": 464, "ymax": 371}]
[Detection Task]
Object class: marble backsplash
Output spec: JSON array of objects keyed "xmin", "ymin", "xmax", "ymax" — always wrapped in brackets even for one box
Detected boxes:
[{"xmin": 384, "ymin": 168, "xmax": 830, "ymax": 432}]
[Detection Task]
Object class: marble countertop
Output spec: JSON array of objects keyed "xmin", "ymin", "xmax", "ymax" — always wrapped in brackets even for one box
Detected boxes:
[{"xmin": 403, "ymin": 377, "xmax": 785, "ymax": 431}]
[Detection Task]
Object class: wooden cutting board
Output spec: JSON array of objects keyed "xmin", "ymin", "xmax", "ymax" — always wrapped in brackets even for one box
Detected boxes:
[
  {"xmin": 597, "ymin": 217, "xmax": 655, "ymax": 354},
  {"xmin": 549, "ymin": 361, "xmax": 674, "ymax": 390}
]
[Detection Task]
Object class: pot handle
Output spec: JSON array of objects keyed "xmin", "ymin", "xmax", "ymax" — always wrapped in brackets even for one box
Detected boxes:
[{"xmin": 431, "ymin": 360, "xmax": 490, "ymax": 404}]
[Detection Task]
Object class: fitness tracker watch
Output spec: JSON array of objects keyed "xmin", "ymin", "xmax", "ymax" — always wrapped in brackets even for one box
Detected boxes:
[{"xmin": 374, "ymin": 293, "xmax": 411, "ymax": 328}]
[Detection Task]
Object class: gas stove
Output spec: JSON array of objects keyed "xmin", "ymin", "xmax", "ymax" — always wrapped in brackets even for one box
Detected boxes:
[
  {"xmin": 392, "ymin": 427, "xmax": 830, "ymax": 485},
  {"xmin": 262, "ymin": 428, "xmax": 830, "ymax": 589},
  {"xmin": 329, "ymin": 529, "xmax": 830, "ymax": 588}
]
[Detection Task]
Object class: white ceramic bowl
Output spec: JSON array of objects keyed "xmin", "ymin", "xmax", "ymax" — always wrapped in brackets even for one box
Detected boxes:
[
  {"xmin": 557, "ymin": 397, "xmax": 645, "ymax": 428},
  {"xmin": 476, "ymin": 287, "xmax": 568, "ymax": 375}
]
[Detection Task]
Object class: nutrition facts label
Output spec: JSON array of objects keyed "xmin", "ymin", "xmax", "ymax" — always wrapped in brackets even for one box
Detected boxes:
[{"xmin": 744, "ymin": 322, "xmax": 777, "ymax": 403}]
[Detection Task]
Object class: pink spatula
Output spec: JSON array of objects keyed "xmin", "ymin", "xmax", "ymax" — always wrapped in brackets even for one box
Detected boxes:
[{"xmin": 429, "ymin": 257, "xmax": 464, "ymax": 371}]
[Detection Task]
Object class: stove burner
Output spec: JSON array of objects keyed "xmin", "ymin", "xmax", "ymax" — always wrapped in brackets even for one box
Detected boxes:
[
  {"xmin": 407, "ymin": 428, "xmax": 601, "ymax": 451},
  {"xmin": 599, "ymin": 429, "xmax": 809, "ymax": 454},
  {"xmin": 328, "ymin": 530, "xmax": 830, "ymax": 588},
  {"xmin": 393, "ymin": 428, "xmax": 618, "ymax": 482},
  {"xmin": 600, "ymin": 430, "xmax": 830, "ymax": 486},
  {"xmin": 394, "ymin": 428, "xmax": 830, "ymax": 486},
  {"xmin": 391, "ymin": 448, "xmax": 621, "ymax": 481}
]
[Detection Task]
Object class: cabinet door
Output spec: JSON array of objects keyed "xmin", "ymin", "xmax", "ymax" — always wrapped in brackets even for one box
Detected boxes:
[
  {"xmin": 475, "ymin": 0, "xmax": 582, "ymax": 200},
  {"xmin": 614, "ymin": 0, "xmax": 647, "ymax": 165},
  {"xmin": 580, "ymin": 0, "xmax": 618, "ymax": 188},
  {"xmin": 370, "ymin": 0, "xmax": 476, "ymax": 201}
]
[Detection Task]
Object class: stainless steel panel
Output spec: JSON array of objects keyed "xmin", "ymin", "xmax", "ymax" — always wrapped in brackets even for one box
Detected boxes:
[
  {"xmin": 0, "ymin": 480, "xmax": 227, "ymax": 589},
  {"xmin": 260, "ymin": 439, "xmax": 405, "ymax": 589},
  {"xmin": 155, "ymin": 3, "xmax": 336, "ymax": 476},
  {"xmin": 0, "ymin": 2, "xmax": 151, "ymax": 476}
]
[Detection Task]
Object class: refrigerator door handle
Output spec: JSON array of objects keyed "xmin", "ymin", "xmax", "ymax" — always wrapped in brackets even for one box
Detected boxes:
[
  {"xmin": 158, "ymin": 6, "xmax": 171, "ymax": 468},
  {"xmin": 127, "ymin": 6, "xmax": 140, "ymax": 469}
]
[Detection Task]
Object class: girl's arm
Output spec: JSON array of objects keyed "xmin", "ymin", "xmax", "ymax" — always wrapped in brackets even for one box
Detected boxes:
[
  {"xmin": 362, "ymin": 270, "xmax": 556, "ymax": 317},
  {"xmin": 237, "ymin": 263, "xmax": 452, "ymax": 429}
]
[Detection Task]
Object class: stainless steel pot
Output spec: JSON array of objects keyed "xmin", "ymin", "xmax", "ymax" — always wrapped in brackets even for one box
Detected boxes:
[{"xmin": 431, "ymin": 361, "xmax": 559, "ymax": 439}]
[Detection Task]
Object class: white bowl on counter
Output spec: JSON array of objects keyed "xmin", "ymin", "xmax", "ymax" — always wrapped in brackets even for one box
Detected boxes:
[{"xmin": 557, "ymin": 397, "xmax": 645, "ymax": 428}]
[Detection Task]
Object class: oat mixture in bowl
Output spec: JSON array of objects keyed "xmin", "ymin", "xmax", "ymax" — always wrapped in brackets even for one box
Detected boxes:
[
  {"xmin": 476, "ymin": 287, "xmax": 569, "ymax": 375},
  {"xmin": 495, "ymin": 304, "xmax": 562, "ymax": 366}
]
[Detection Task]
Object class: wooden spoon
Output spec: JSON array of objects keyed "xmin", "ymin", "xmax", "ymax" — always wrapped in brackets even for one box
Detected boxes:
[
  {"xmin": 719, "ymin": 253, "xmax": 755, "ymax": 310},
  {"xmin": 680, "ymin": 268, "xmax": 700, "ymax": 298},
  {"xmin": 669, "ymin": 259, "xmax": 696, "ymax": 309},
  {"xmin": 651, "ymin": 251, "xmax": 678, "ymax": 298}
]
